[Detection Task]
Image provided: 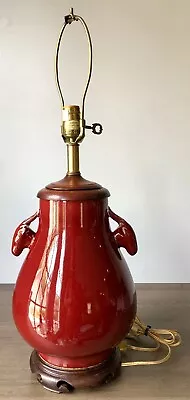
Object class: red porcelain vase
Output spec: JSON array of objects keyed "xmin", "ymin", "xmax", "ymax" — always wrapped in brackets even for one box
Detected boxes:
[{"xmin": 12, "ymin": 174, "xmax": 137, "ymax": 392}]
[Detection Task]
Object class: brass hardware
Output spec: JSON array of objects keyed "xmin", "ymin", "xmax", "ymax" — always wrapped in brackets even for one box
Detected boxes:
[
  {"xmin": 55, "ymin": 8, "xmax": 93, "ymax": 143},
  {"xmin": 61, "ymin": 105, "xmax": 81, "ymax": 144},
  {"xmin": 55, "ymin": 8, "xmax": 103, "ymax": 174},
  {"xmin": 67, "ymin": 144, "xmax": 80, "ymax": 175},
  {"xmin": 61, "ymin": 105, "xmax": 103, "ymax": 142},
  {"xmin": 85, "ymin": 123, "xmax": 103, "ymax": 135},
  {"xmin": 61, "ymin": 105, "xmax": 81, "ymax": 175}
]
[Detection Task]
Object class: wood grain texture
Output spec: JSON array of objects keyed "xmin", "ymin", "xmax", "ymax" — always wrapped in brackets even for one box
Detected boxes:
[{"xmin": 0, "ymin": 284, "xmax": 189, "ymax": 399}]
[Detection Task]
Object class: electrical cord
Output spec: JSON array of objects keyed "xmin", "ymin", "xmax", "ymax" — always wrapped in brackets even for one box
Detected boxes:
[{"xmin": 119, "ymin": 315, "xmax": 181, "ymax": 367}]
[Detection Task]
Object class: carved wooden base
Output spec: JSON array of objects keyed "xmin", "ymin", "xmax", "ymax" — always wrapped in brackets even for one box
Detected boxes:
[{"xmin": 30, "ymin": 348, "xmax": 121, "ymax": 393}]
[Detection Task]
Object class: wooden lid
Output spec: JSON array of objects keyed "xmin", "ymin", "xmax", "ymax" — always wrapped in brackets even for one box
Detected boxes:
[{"xmin": 37, "ymin": 174, "xmax": 110, "ymax": 201}]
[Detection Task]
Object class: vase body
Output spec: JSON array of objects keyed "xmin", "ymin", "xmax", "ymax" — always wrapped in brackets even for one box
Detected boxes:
[{"xmin": 12, "ymin": 176, "xmax": 137, "ymax": 371}]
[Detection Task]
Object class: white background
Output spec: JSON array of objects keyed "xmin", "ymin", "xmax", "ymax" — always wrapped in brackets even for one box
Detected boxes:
[{"xmin": 0, "ymin": 0, "xmax": 190, "ymax": 283}]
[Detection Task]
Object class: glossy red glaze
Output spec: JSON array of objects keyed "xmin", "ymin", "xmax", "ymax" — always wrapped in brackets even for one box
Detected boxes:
[
  {"xmin": 108, "ymin": 208, "xmax": 137, "ymax": 256},
  {"xmin": 12, "ymin": 212, "xmax": 38, "ymax": 256},
  {"xmin": 12, "ymin": 198, "xmax": 137, "ymax": 368}
]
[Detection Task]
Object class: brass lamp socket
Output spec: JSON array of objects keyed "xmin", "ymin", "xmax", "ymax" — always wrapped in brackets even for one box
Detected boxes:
[{"xmin": 61, "ymin": 105, "xmax": 81, "ymax": 144}]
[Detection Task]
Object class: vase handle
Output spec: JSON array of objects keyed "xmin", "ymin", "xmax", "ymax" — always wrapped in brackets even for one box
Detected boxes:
[
  {"xmin": 12, "ymin": 212, "xmax": 39, "ymax": 256},
  {"xmin": 108, "ymin": 207, "xmax": 137, "ymax": 256}
]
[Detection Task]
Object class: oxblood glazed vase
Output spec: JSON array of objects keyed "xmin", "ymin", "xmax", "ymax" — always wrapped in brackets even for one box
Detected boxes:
[{"xmin": 12, "ymin": 174, "xmax": 137, "ymax": 389}]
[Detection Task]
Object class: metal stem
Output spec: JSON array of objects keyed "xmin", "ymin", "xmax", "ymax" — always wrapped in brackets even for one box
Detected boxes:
[{"xmin": 67, "ymin": 144, "xmax": 80, "ymax": 175}]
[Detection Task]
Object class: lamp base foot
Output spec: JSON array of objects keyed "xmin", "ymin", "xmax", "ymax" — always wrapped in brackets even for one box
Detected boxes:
[{"xmin": 30, "ymin": 348, "xmax": 121, "ymax": 393}]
